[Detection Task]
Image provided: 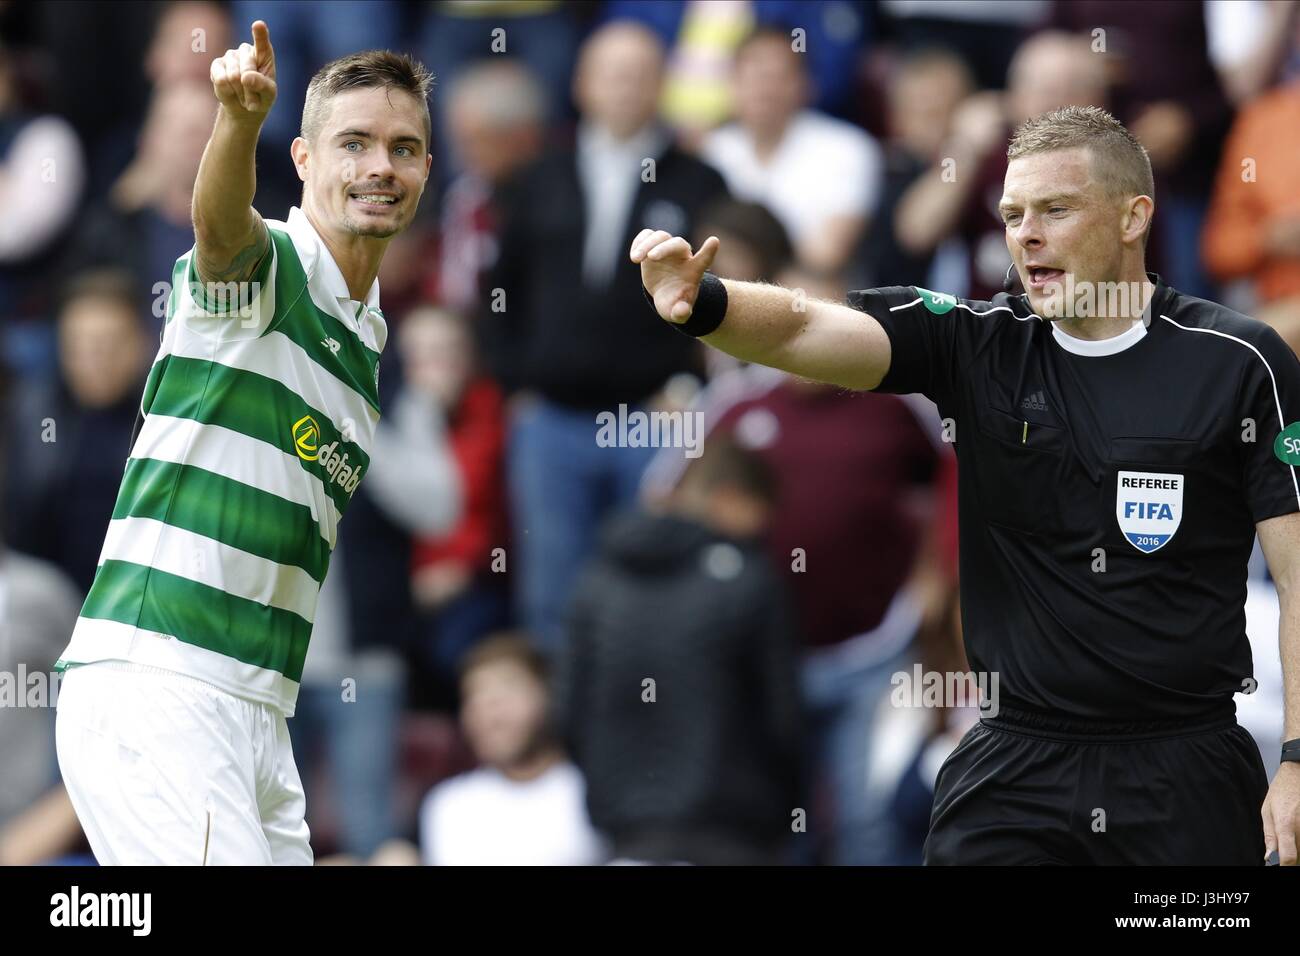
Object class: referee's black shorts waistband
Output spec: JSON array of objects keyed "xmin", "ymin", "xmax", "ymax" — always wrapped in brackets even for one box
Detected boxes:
[{"xmin": 980, "ymin": 701, "xmax": 1237, "ymax": 742}]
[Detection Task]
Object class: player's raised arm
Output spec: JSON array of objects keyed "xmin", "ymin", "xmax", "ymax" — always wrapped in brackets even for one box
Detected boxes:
[
  {"xmin": 192, "ymin": 19, "xmax": 277, "ymax": 286},
  {"xmin": 630, "ymin": 230, "xmax": 893, "ymax": 391}
]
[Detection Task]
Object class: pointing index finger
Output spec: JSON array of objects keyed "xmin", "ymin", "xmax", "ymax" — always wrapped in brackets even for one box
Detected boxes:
[{"xmin": 252, "ymin": 20, "xmax": 272, "ymax": 56}]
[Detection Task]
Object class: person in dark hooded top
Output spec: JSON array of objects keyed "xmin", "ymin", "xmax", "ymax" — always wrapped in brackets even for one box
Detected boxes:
[{"xmin": 551, "ymin": 435, "xmax": 803, "ymax": 865}]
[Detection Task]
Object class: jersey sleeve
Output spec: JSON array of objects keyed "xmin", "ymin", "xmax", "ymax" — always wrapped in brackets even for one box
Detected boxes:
[
  {"xmin": 174, "ymin": 231, "xmax": 279, "ymax": 338},
  {"xmin": 846, "ymin": 285, "xmax": 997, "ymax": 407},
  {"xmin": 1239, "ymin": 323, "xmax": 1300, "ymax": 522}
]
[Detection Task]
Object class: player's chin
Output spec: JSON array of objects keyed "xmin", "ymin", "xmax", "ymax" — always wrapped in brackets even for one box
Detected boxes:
[{"xmin": 342, "ymin": 213, "xmax": 405, "ymax": 239}]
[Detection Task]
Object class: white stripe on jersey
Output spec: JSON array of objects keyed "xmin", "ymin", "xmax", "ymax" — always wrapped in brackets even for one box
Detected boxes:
[{"xmin": 1159, "ymin": 313, "xmax": 1300, "ymax": 509}]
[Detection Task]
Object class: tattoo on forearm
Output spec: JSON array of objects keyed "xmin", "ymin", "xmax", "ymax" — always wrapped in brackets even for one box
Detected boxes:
[{"xmin": 196, "ymin": 220, "xmax": 270, "ymax": 284}]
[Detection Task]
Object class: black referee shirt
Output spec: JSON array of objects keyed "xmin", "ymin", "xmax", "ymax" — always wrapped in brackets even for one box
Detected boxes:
[{"xmin": 852, "ymin": 276, "xmax": 1300, "ymax": 720}]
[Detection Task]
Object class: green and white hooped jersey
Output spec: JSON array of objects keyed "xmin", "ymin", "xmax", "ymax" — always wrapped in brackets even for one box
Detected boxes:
[{"xmin": 55, "ymin": 206, "xmax": 386, "ymax": 716}]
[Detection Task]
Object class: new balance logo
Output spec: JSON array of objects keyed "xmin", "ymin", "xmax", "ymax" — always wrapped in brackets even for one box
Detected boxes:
[
  {"xmin": 1021, "ymin": 390, "xmax": 1048, "ymax": 412},
  {"xmin": 322, "ymin": 336, "xmax": 341, "ymax": 355}
]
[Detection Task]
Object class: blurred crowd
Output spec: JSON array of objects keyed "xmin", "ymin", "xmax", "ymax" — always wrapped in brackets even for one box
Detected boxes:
[{"xmin": 1, "ymin": 0, "xmax": 1297, "ymax": 866}]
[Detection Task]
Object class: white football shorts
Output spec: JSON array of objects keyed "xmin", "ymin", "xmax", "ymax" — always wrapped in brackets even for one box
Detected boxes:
[{"xmin": 55, "ymin": 660, "xmax": 312, "ymax": 865}]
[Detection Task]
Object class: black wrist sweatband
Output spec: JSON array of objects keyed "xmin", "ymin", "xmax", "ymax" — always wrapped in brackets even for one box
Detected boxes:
[
  {"xmin": 1283, "ymin": 738, "xmax": 1300, "ymax": 763},
  {"xmin": 642, "ymin": 272, "xmax": 729, "ymax": 338}
]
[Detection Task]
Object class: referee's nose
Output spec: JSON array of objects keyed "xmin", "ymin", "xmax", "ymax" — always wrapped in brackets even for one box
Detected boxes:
[{"xmin": 1011, "ymin": 213, "xmax": 1045, "ymax": 253}]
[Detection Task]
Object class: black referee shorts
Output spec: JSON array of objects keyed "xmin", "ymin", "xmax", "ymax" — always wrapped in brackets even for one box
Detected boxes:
[{"xmin": 924, "ymin": 705, "xmax": 1268, "ymax": 865}]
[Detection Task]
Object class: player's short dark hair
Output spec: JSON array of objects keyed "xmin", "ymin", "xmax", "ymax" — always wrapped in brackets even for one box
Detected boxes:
[
  {"xmin": 1007, "ymin": 106, "xmax": 1154, "ymax": 244},
  {"xmin": 301, "ymin": 49, "xmax": 435, "ymax": 150},
  {"xmin": 695, "ymin": 199, "xmax": 793, "ymax": 281},
  {"xmin": 679, "ymin": 434, "xmax": 779, "ymax": 507},
  {"xmin": 459, "ymin": 632, "xmax": 549, "ymax": 686}
]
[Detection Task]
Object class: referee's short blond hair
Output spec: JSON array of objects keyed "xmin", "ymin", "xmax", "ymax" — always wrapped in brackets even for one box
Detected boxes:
[{"xmin": 1008, "ymin": 105, "xmax": 1154, "ymax": 245}]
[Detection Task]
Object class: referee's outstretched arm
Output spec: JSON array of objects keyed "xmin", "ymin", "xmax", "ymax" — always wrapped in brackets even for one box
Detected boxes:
[
  {"xmin": 192, "ymin": 19, "xmax": 277, "ymax": 288},
  {"xmin": 631, "ymin": 230, "xmax": 893, "ymax": 392}
]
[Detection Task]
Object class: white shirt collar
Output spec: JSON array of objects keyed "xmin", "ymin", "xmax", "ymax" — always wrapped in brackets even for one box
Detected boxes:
[
  {"xmin": 1049, "ymin": 296, "xmax": 1153, "ymax": 357},
  {"xmin": 576, "ymin": 121, "xmax": 668, "ymax": 164},
  {"xmin": 285, "ymin": 206, "xmax": 382, "ymax": 312},
  {"xmin": 1052, "ymin": 319, "xmax": 1146, "ymax": 356}
]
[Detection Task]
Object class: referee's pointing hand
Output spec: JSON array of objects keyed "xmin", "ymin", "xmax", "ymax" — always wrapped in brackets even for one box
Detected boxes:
[
  {"xmin": 631, "ymin": 230, "xmax": 720, "ymax": 324},
  {"xmin": 211, "ymin": 20, "xmax": 277, "ymax": 119}
]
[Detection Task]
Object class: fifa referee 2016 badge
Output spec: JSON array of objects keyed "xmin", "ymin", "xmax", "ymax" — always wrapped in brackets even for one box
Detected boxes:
[{"xmin": 1116, "ymin": 472, "xmax": 1183, "ymax": 554}]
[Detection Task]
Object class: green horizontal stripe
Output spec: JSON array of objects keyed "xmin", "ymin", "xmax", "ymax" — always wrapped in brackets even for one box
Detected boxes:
[
  {"xmin": 145, "ymin": 354, "xmax": 369, "ymax": 517},
  {"xmin": 81, "ymin": 560, "xmax": 311, "ymax": 682},
  {"xmin": 264, "ymin": 228, "xmax": 381, "ymax": 412},
  {"xmin": 115, "ymin": 457, "xmax": 330, "ymax": 583}
]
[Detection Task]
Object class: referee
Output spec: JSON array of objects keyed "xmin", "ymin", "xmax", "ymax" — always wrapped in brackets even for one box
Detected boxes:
[{"xmin": 632, "ymin": 105, "xmax": 1300, "ymax": 866}]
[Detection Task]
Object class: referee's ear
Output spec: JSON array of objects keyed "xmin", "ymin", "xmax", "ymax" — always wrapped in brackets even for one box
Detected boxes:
[{"xmin": 1121, "ymin": 195, "xmax": 1155, "ymax": 248}]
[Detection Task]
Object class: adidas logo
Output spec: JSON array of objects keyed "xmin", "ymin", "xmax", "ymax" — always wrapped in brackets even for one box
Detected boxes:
[{"xmin": 1021, "ymin": 390, "xmax": 1048, "ymax": 412}]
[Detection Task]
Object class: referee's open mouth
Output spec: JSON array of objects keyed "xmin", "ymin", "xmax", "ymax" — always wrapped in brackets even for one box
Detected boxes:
[{"xmin": 1025, "ymin": 265, "xmax": 1066, "ymax": 290}]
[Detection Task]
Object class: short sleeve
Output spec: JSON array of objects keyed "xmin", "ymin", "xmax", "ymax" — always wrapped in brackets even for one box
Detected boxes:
[
  {"xmin": 176, "ymin": 236, "xmax": 278, "ymax": 338},
  {"xmin": 1239, "ymin": 324, "xmax": 1300, "ymax": 522},
  {"xmin": 847, "ymin": 286, "xmax": 964, "ymax": 404}
]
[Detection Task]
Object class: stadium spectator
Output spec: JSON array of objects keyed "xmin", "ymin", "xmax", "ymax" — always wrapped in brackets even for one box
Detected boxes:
[
  {"xmin": 877, "ymin": 0, "xmax": 1044, "ymax": 91},
  {"xmin": 1202, "ymin": 43, "xmax": 1300, "ymax": 355},
  {"xmin": 1205, "ymin": 0, "xmax": 1300, "ymax": 106},
  {"xmin": 427, "ymin": 60, "xmax": 547, "ymax": 313},
  {"xmin": 603, "ymin": 0, "xmax": 873, "ymax": 140},
  {"xmin": 554, "ymin": 437, "xmax": 802, "ymax": 865},
  {"xmin": 856, "ymin": 46, "xmax": 974, "ymax": 291},
  {"xmin": 65, "ymin": 81, "xmax": 216, "ymax": 337},
  {"xmin": 710, "ymin": 379, "xmax": 946, "ymax": 865},
  {"xmin": 678, "ymin": 198, "xmax": 794, "ymax": 382},
  {"xmin": 146, "ymin": 1, "xmax": 232, "ymax": 87},
  {"xmin": 1046, "ymin": 1, "xmax": 1234, "ymax": 300},
  {"xmin": 0, "ymin": 36, "xmax": 86, "ymax": 326},
  {"xmin": 485, "ymin": 20, "xmax": 727, "ymax": 654},
  {"xmin": 0, "ymin": 542, "xmax": 85, "ymax": 864},
  {"xmin": 895, "ymin": 30, "xmax": 1108, "ymax": 299},
  {"xmin": 405, "ymin": 307, "xmax": 511, "ymax": 707},
  {"xmin": 291, "ymin": 316, "xmax": 465, "ymax": 858},
  {"xmin": 3, "ymin": 271, "xmax": 149, "ymax": 594},
  {"xmin": 694, "ymin": 198, "xmax": 794, "ymax": 287},
  {"xmin": 702, "ymin": 25, "xmax": 882, "ymax": 276},
  {"xmin": 417, "ymin": 0, "xmax": 579, "ymax": 187},
  {"xmin": 419, "ymin": 634, "xmax": 605, "ymax": 865}
]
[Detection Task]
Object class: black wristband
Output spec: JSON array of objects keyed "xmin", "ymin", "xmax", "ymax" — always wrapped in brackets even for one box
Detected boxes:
[
  {"xmin": 642, "ymin": 272, "xmax": 729, "ymax": 338},
  {"xmin": 1282, "ymin": 738, "xmax": 1300, "ymax": 763}
]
